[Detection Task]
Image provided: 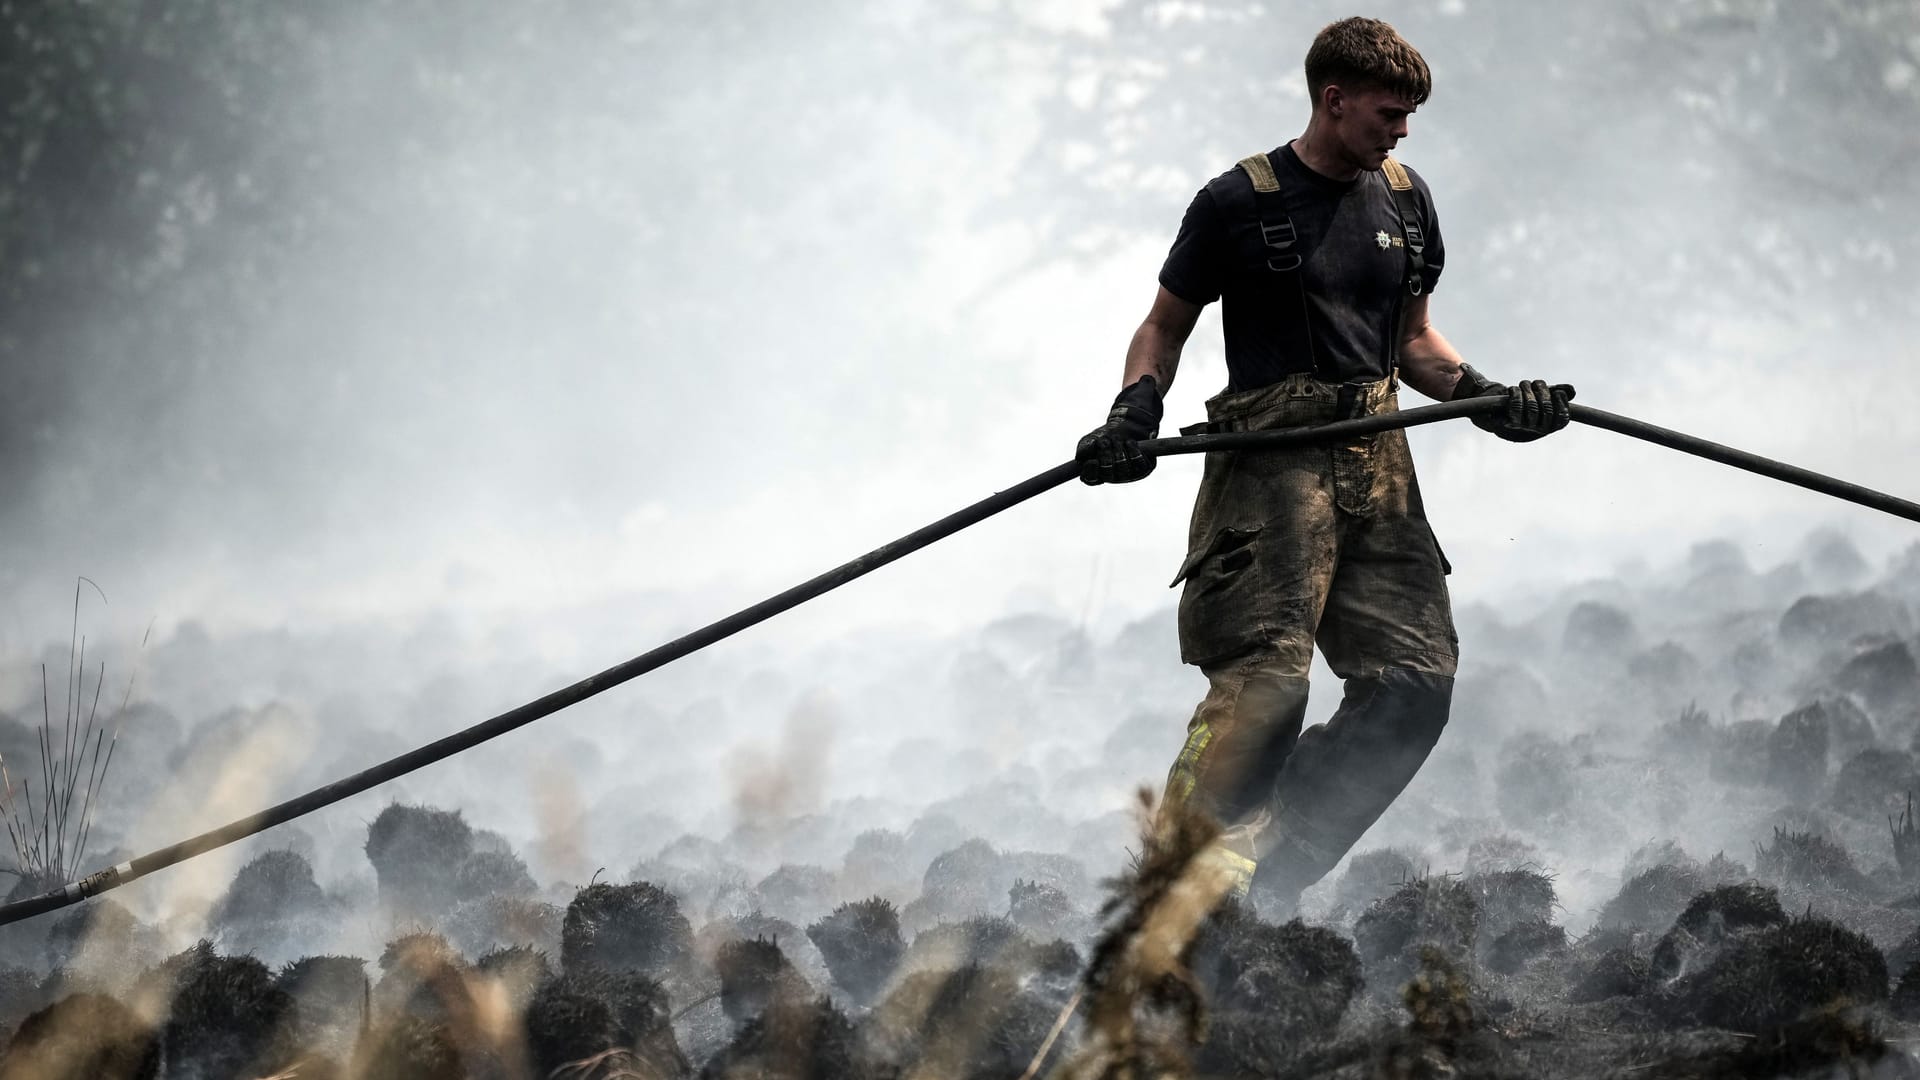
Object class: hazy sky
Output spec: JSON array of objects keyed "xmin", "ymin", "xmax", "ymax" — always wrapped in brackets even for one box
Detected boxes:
[{"xmin": 5, "ymin": 0, "xmax": 1915, "ymax": 667}]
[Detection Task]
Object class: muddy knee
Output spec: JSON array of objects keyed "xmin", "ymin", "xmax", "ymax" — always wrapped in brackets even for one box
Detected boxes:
[{"xmin": 1163, "ymin": 663, "xmax": 1311, "ymax": 829}]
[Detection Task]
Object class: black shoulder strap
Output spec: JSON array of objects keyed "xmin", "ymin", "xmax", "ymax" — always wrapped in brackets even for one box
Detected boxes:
[
  {"xmin": 1234, "ymin": 152, "xmax": 1323, "ymax": 379},
  {"xmin": 1380, "ymin": 156, "xmax": 1426, "ymax": 296}
]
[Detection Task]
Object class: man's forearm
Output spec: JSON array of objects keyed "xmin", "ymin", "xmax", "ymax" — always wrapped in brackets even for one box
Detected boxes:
[
  {"xmin": 1399, "ymin": 324, "xmax": 1466, "ymax": 401},
  {"xmin": 1122, "ymin": 321, "xmax": 1185, "ymax": 394}
]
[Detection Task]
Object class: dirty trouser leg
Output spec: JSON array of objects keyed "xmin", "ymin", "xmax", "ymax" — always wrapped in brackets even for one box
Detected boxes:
[
  {"xmin": 1250, "ymin": 396, "xmax": 1460, "ymax": 914},
  {"xmin": 1162, "ymin": 376, "xmax": 1344, "ymax": 890},
  {"xmin": 1161, "ymin": 660, "xmax": 1311, "ymax": 870},
  {"xmin": 1250, "ymin": 669, "xmax": 1453, "ymax": 911}
]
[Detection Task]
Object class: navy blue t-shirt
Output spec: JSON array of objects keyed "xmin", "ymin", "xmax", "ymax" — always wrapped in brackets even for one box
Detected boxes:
[{"xmin": 1158, "ymin": 143, "xmax": 1445, "ymax": 390}]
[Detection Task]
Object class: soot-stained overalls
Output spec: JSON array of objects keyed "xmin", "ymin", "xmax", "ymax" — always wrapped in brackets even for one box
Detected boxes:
[{"xmin": 1155, "ymin": 147, "xmax": 1458, "ymax": 907}]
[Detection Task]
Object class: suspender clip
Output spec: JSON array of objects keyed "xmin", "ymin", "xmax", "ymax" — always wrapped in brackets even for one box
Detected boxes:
[{"xmin": 1260, "ymin": 219, "xmax": 1302, "ymax": 272}]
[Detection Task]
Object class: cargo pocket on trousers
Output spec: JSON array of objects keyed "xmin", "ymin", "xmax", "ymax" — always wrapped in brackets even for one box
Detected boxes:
[
  {"xmin": 1170, "ymin": 525, "xmax": 1262, "ymax": 590},
  {"xmin": 1174, "ymin": 525, "xmax": 1267, "ymax": 666}
]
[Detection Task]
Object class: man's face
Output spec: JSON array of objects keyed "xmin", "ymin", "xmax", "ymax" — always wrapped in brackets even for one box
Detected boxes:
[{"xmin": 1326, "ymin": 84, "xmax": 1416, "ymax": 171}]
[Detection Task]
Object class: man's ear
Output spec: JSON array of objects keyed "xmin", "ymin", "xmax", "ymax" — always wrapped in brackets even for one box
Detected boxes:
[{"xmin": 1323, "ymin": 83, "xmax": 1345, "ymax": 118}]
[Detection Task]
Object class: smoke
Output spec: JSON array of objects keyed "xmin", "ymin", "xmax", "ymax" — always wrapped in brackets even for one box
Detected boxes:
[{"xmin": 4, "ymin": 1, "xmax": 1920, "ymax": 1071}]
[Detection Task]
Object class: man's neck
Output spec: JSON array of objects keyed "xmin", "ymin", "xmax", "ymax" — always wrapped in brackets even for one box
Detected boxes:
[{"xmin": 1290, "ymin": 121, "xmax": 1361, "ymax": 182}]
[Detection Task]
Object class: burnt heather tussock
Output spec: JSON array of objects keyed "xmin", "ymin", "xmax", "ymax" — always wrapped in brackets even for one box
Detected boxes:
[{"xmin": 13, "ymin": 538, "xmax": 1920, "ymax": 1072}]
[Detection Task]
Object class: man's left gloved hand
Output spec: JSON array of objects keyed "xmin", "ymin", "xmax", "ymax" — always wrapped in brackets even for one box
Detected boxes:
[
  {"xmin": 1077, "ymin": 375, "xmax": 1164, "ymax": 485},
  {"xmin": 1451, "ymin": 364, "xmax": 1576, "ymax": 443}
]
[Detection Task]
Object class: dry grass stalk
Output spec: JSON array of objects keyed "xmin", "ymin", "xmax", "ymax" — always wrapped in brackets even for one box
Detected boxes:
[
  {"xmin": 550, "ymin": 1046, "xmax": 655, "ymax": 1079},
  {"xmin": 1051, "ymin": 788, "xmax": 1234, "ymax": 1080},
  {"xmin": 1, "ymin": 580, "xmax": 135, "ymax": 895}
]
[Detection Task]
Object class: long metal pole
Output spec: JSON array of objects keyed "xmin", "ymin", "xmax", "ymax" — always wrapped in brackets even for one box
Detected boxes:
[{"xmin": 1, "ymin": 394, "xmax": 1913, "ymax": 926}]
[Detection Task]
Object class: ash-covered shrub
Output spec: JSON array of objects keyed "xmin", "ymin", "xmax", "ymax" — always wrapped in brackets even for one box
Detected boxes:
[
  {"xmin": 1597, "ymin": 863, "xmax": 1708, "ymax": 932},
  {"xmin": 275, "ymin": 954, "xmax": 368, "ymax": 1056},
  {"xmin": 1002, "ymin": 851, "xmax": 1092, "ymax": 907},
  {"xmin": 841, "ymin": 828, "xmax": 912, "ymax": 899},
  {"xmin": 1779, "ymin": 591, "xmax": 1908, "ymax": 648},
  {"xmin": 451, "ymin": 849, "xmax": 537, "ymax": 899},
  {"xmin": 1028, "ymin": 938, "xmax": 1083, "ymax": 981},
  {"xmin": 1313, "ymin": 948, "xmax": 1496, "ymax": 1080},
  {"xmin": 1755, "ymin": 827, "xmax": 1870, "ymax": 893},
  {"xmin": 905, "ymin": 916, "xmax": 1049, "ymax": 975},
  {"xmin": 1623, "ymin": 840, "xmax": 1693, "ymax": 879},
  {"xmin": 1649, "ymin": 883, "xmax": 1788, "ymax": 982},
  {"xmin": 1710, "ymin": 719, "xmax": 1774, "ymax": 787},
  {"xmin": 474, "ymin": 944, "xmax": 551, "ymax": 1012},
  {"xmin": 212, "ymin": 849, "xmax": 330, "ymax": 926},
  {"xmin": 1189, "ymin": 901, "xmax": 1362, "ymax": 1034},
  {"xmin": 1894, "ymin": 958, "xmax": 1920, "ymax": 1020},
  {"xmin": 903, "ymin": 814, "xmax": 970, "ymax": 868},
  {"xmin": 363, "ymin": 803, "xmax": 474, "ymax": 916},
  {"xmin": 0, "ymin": 963, "xmax": 43, "ymax": 1034},
  {"xmin": 860, "ymin": 962, "xmax": 1061, "ymax": 1079},
  {"xmin": 209, "ymin": 850, "xmax": 338, "ymax": 961},
  {"xmin": 1353, "ymin": 877, "xmax": 1479, "ymax": 982},
  {"xmin": 1331, "ymin": 848, "xmax": 1419, "ymax": 913},
  {"xmin": 1464, "ymin": 869, "xmax": 1555, "ymax": 939},
  {"xmin": 911, "ymin": 839, "xmax": 1008, "ymax": 925},
  {"xmin": 1704, "ymin": 852, "xmax": 1750, "ymax": 883},
  {"xmin": 807, "ymin": 898, "xmax": 904, "ymax": 1006},
  {"xmin": 750, "ymin": 864, "xmax": 838, "ymax": 927},
  {"xmin": 717, "ymin": 936, "xmax": 811, "ymax": 1025},
  {"xmin": 137, "ymin": 940, "xmax": 298, "ymax": 1079},
  {"xmin": 1806, "ymin": 696, "xmax": 1878, "ymax": 762},
  {"xmin": 1007, "ymin": 878, "xmax": 1081, "ymax": 941},
  {"xmin": 1563, "ymin": 601, "xmax": 1637, "ymax": 656},
  {"xmin": 561, "ymin": 881, "xmax": 694, "ymax": 979},
  {"xmin": 906, "ymin": 907, "xmax": 1013, "ymax": 968},
  {"xmin": 44, "ymin": 897, "xmax": 152, "ymax": 987},
  {"xmin": 350, "ymin": 1013, "xmax": 463, "ymax": 1080},
  {"xmin": 522, "ymin": 969, "xmax": 688, "ymax": 1079},
  {"xmin": 1766, "ymin": 705, "xmax": 1830, "ymax": 799},
  {"xmin": 1668, "ymin": 916, "xmax": 1888, "ymax": 1031},
  {"xmin": 1569, "ymin": 945, "xmax": 1651, "ymax": 1002},
  {"xmin": 1402, "ymin": 945, "xmax": 1481, "ymax": 1048},
  {"xmin": 1463, "ymin": 833, "xmax": 1542, "ymax": 875},
  {"xmin": 443, "ymin": 894, "xmax": 562, "ymax": 958},
  {"xmin": 372, "ymin": 931, "xmax": 466, "ymax": 1023},
  {"xmin": 1485, "ymin": 919, "xmax": 1567, "ymax": 975},
  {"xmin": 1758, "ymin": 801, "xmax": 1843, "ymax": 844},
  {"xmin": 0, "ymin": 991, "xmax": 158, "ymax": 1080},
  {"xmin": 1632, "ymin": 638, "xmax": 1701, "ymax": 678},
  {"xmin": 1888, "ymin": 925, "xmax": 1920, "ymax": 978},
  {"xmin": 1655, "ymin": 702, "xmax": 1715, "ymax": 758},
  {"xmin": 699, "ymin": 996, "xmax": 869, "ymax": 1080},
  {"xmin": 629, "ymin": 854, "xmax": 753, "ymax": 925},
  {"xmin": 1833, "ymin": 641, "xmax": 1920, "ymax": 716},
  {"xmin": 1830, "ymin": 747, "xmax": 1920, "ymax": 822},
  {"xmin": 1661, "ymin": 1005, "xmax": 1904, "ymax": 1080},
  {"xmin": 696, "ymin": 909, "xmax": 832, "ymax": 991},
  {"xmin": 1494, "ymin": 735, "xmax": 1575, "ymax": 824}
]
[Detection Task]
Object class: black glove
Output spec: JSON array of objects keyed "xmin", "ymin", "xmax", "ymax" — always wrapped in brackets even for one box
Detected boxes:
[
  {"xmin": 1077, "ymin": 375, "xmax": 1164, "ymax": 485},
  {"xmin": 1451, "ymin": 364, "xmax": 1575, "ymax": 443}
]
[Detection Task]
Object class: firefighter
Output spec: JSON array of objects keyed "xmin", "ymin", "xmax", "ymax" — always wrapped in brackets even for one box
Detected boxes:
[{"xmin": 1077, "ymin": 16, "xmax": 1573, "ymax": 912}]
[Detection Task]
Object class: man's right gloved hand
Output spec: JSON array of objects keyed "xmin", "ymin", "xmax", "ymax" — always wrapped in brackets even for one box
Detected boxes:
[
  {"xmin": 1451, "ymin": 363, "xmax": 1576, "ymax": 443},
  {"xmin": 1077, "ymin": 374, "xmax": 1164, "ymax": 485}
]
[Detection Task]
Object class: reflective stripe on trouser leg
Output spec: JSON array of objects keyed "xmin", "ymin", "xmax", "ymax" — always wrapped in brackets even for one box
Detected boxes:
[
  {"xmin": 1162, "ymin": 666, "xmax": 1311, "ymax": 827},
  {"xmin": 1251, "ymin": 667, "xmax": 1453, "ymax": 901},
  {"xmin": 1161, "ymin": 663, "xmax": 1311, "ymax": 895}
]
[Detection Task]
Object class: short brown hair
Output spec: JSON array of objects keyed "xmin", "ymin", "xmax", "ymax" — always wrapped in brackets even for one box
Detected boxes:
[{"xmin": 1305, "ymin": 17, "xmax": 1431, "ymax": 106}]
